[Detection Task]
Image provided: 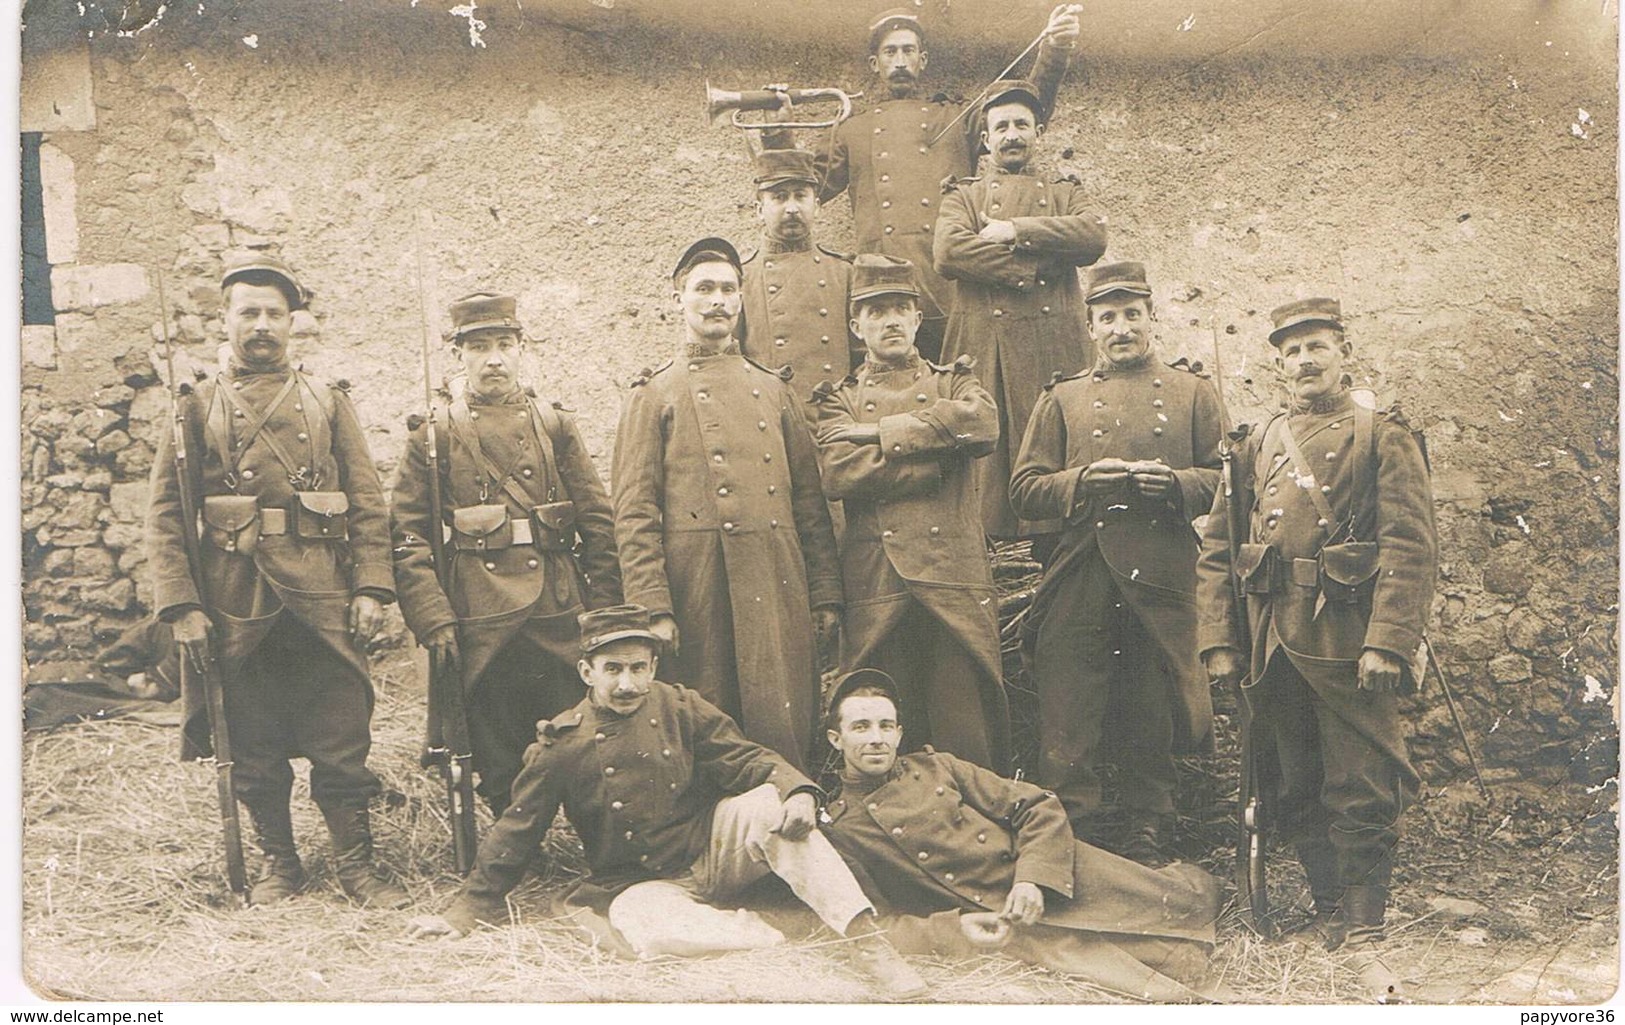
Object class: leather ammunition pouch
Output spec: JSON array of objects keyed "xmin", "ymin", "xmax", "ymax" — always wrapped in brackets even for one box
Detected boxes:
[
  {"xmin": 451, "ymin": 504, "xmax": 514, "ymax": 551},
  {"xmin": 1236, "ymin": 543, "xmax": 1275, "ymax": 595},
  {"xmin": 290, "ymin": 491, "xmax": 350, "ymax": 541},
  {"xmin": 530, "ymin": 501, "xmax": 578, "ymax": 552},
  {"xmin": 1318, "ymin": 541, "xmax": 1379, "ymax": 604},
  {"xmin": 202, "ymin": 494, "xmax": 261, "ymax": 555}
]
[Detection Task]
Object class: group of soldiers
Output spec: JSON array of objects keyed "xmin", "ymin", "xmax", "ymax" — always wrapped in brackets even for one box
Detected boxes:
[{"xmin": 143, "ymin": 3, "xmax": 1439, "ymax": 1004}]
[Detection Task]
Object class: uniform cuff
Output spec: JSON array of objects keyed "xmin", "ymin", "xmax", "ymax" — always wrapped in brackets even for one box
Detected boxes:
[
  {"xmin": 353, "ymin": 563, "xmax": 397, "ymax": 598},
  {"xmin": 1363, "ymin": 624, "xmax": 1422, "ymax": 663}
]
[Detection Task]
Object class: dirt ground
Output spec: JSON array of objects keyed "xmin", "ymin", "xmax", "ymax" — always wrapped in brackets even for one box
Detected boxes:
[{"xmin": 18, "ymin": 643, "xmax": 1617, "ymax": 1006}]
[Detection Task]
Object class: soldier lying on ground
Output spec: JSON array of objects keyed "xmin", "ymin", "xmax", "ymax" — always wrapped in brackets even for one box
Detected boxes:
[
  {"xmin": 819, "ymin": 668, "xmax": 1228, "ymax": 1002},
  {"xmin": 405, "ymin": 604, "xmax": 929, "ymax": 1001}
]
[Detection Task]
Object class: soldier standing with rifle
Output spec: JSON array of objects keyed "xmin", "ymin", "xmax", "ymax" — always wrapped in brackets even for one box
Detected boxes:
[
  {"xmin": 1197, "ymin": 298, "xmax": 1437, "ymax": 1001},
  {"xmin": 391, "ymin": 292, "xmax": 621, "ymax": 821},
  {"xmin": 146, "ymin": 252, "xmax": 407, "ymax": 908}
]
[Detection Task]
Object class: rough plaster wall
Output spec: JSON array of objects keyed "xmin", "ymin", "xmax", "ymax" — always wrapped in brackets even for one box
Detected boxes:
[{"xmin": 18, "ymin": 5, "xmax": 1618, "ymax": 817}]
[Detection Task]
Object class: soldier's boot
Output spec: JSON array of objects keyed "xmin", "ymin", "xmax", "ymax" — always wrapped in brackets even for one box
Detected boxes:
[
  {"xmin": 1284, "ymin": 844, "xmax": 1344, "ymax": 950},
  {"xmin": 1118, "ymin": 812, "xmax": 1174, "ymax": 868},
  {"xmin": 846, "ymin": 913, "xmax": 929, "ymax": 1001},
  {"xmin": 1340, "ymin": 884, "xmax": 1407, "ymax": 1004},
  {"xmin": 319, "ymin": 802, "xmax": 411, "ymax": 910},
  {"xmin": 244, "ymin": 799, "xmax": 305, "ymax": 906}
]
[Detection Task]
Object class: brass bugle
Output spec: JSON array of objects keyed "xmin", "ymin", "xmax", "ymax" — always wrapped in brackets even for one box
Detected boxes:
[{"xmin": 705, "ymin": 81, "xmax": 861, "ymax": 130}]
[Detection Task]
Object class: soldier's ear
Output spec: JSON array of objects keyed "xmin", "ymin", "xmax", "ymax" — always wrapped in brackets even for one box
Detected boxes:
[
  {"xmin": 1035, "ymin": 121, "xmax": 1046, "ymax": 138},
  {"xmin": 577, "ymin": 658, "xmax": 593, "ymax": 685},
  {"xmin": 826, "ymin": 728, "xmax": 842, "ymax": 750},
  {"xmin": 910, "ymin": 306, "xmax": 923, "ymax": 329},
  {"xmin": 868, "ymin": 53, "xmax": 881, "ymax": 75},
  {"xmin": 849, "ymin": 316, "xmax": 863, "ymax": 338},
  {"xmin": 918, "ymin": 50, "xmax": 928, "ymax": 71}
]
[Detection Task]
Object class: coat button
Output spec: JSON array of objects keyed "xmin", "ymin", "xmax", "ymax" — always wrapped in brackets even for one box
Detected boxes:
[
  {"xmin": 640, "ymin": 854, "xmax": 649, "ymax": 863},
  {"xmin": 866, "ymin": 402, "xmax": 876, "ymax": 411},
  {"xmin": 470, "ymin": 410, "xmax": 480, "ymax": 420},
  {"xmin": 917, "ymin": 393, "xmax": 928, "ymax": 402},
  {"xmin": 767, "ymin": 485, "xmax": 777, "ymax": 494},
  {"xmin": 945, "ymin": 873, "xmax": 955, "ymax": 882},
  {"xmin": 689, "ymin": 364, "xmax": 699, "ymax": 372},
  {"xmin": 485, "ymin": 561, "xmax": 496, "ymax": 570},
  {"xmin": 774, "ymin": 337, "xmax": 787, "ymax": 348},
  {"xmin": 241, "ymin": 469, "xmax": 256, "ymax": 480},
  {"xmin": 976, "ymin": 833, "xmax": 987, "ymax": 843},
  {"xmin": 718, "ymin": 487, "xmax": 729, "ymax": 496},
  {"xmin": 1326, "ymin": 452, "xmax": 1337, "ymax": 460},
  {"xmin": 233, "ymin": 409, "xmax": 245, "ymax": 419},
  {"xmin": 611, "ymin": 801, "xmax": 623, "ymax": 810},
  {"xmin": 713, "ymin": 454, "xmax": 724, "ymax": 463},
  {"xmin": 527, "ymin": 558, "xmax": 538, "ymax": 569},
  {"xmin": 920, "ymin": 197, "xmax": 931, "ymax": 206},
  {"xmin": 1091, "ymin": 429, "xmax": 1103, "ymax": 438},
  {"xmin": 1267, "ymin": 486, "xmax": 1278, "ymax": 495},
  {"xmin": 821, "ymin": 335, "xmax": 831, "ymax": 343},
  {"xmin": 882, "ymin": 200, "xmax": 891, "ymax": 208},
  {"xmin": 934, "ymin": 786, "xmax": 944, "ymax": 795},
  {"xmin": 1317, "ymin": 518, "xmax": 1329, "ymax": 528},
  {"xmin": 1041, "ymin": 306, "xmax": 1050, "ymax": 314},
  {"xmin": 868, "ymin": 803, "xmax": 879, "ymax": 812},
  {"xmin": 765, "ymin": 260, "xmax": 775, "ymax": 270},
  {"xmin": 819, "ymin": 279, "xmax": 827, "ymax": 287},
  {"xmin": 819, "ymin": 308, "xmax": 828, "ymax": 316},
  {"xmin": 670, "ymin": 782, "xmax": 678, "ymax": 791},
  {"xmin": 917, "ymin": 851, "xmax": 929, "ymax": 861},
  {"xmin": 882, "ymin": 530, "xmax": 894, "ymax": 539},
  {"xmin": 723, "ymin": 521, "xmax": 735, "ymax": 532},
  {"xmin": 993, "ymin": 309, "xmax": 1004, "ymax": 317},
  {"xmin": 522, "ymin": 467, "xmax": 533, "ymax": 477},
  {"xmin": 604, "ymin": 766, "xmax": 616, "ymax": 775},
  {"xmin": 1153, "ymin": 426, "xmax": 1164, "ymax": 436},
  {"xmin": 881, "ymin": 174, "xmax": 890, "ymax": 182},
  {"xmin": 767, "ymin": 285, "xmax": 779, "ymax": 295},
  {"xmin": 1321, "ymin": 485, "xmax": 1332, "ymax": 494},
  {"xmin": 752, "ymin": 389, "xmax": 761, "ymax": 397},
  {"xmin": 292, "ymin": 403, "xmax": 301, "ymax": 412},
  {"xmin": 1153, "ymin": 398, "xmax": 1165, "ymax": 408},
  {"xmin": 758, "ymin": 420, "xmax": 768, "ymax": 430},
  {"xmin": 1331, "ymin": 421, "xmax": 1343, "ymax": 429},
  {"xmin": 930, "ymin": 526, "xmax": 940, "ymax": 536},
  {"xmin": 823, "ymin": 363, "xmax": 833, "ymax": 372},
  {"xmin": 1095, "ymin": 521, "xmax": 1105, "ymax": 529},
  {"xmin": 884, "ymin": 226, "xmax": 894, "ymax": 234},
  {"xmin": 880, "ymin": 151, "xmax": 889, "ymax": 158},
  {"xmin": 874, "ymin": 127, "xmax": 883, "ymax": 134},
  {"xmin": 891, "ymin": 826, "xmax": 903, "ymax": 836},
  {"xmin": 625, "ymin": 831, "xmax": 635, "ymax": 840},
  {"xmin": 770, "ymin": 519, "xmax": 779, "ymax": 528},
  {"xmin": 1038, "ymin": 199, "xmax": 1047, "ymax": 207},
  {"xmin": 1153, "ymin": 378, "xmax": 1163, "ymax": 387},
  {"xmin": 1093, "ymin": 400, "xmax": 1104, "ymax": 408},
  {"xmin": 232, "ymin": 381, "xmax": 243, "ymax": 390},
  {"xmin": 697, "ymin": 390, "xmax": 709, "ymax": 400},
  {"xmin": 763, "ymin": 453, "xmax": 773, "ymax": 463},
  {"xmin": 595, "ymin": 732, "xmax": 606, "ymax": 741}
]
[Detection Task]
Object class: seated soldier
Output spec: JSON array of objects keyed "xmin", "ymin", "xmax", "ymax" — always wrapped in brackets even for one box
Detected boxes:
[
  {"xmin": 406, "ymin": 604, "xmax": 927, "ymax": 1000},
  {"xmin": 821, "ymin": 669, "xmax": 1229, "ymax": 1002}
]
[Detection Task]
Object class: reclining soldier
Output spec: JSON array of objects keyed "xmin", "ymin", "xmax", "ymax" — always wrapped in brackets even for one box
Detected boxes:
[{"xmin": 406, "ymin": 604, "xmax": 928, "ymax": 1000}]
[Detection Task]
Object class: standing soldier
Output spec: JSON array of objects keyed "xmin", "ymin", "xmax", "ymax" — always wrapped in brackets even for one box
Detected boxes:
[
  {"xmin": 738, "ymin": 147, "xmax": 859, "ymax": 418},
  {"xmin": 812, "ymin": 255, "xmax": 1008, "ymax": 770},
  {"xmin": 769, "ymin": 4, "xmax": 1081, "ymax": 362},
  {"xmin": 613, "ymin": 238, "xmax": 841, "ymax": 772},
  {"xmin": 1197, "ymin": 299, "xmax": 1435, "ymax": 997},
  {"xmin": 1010, "ymin": 262, "xmax": 1225, "ymax": 865},
  {"xmin": 390, "ymin": 292, "xmax": 621, "ymax": 816},
  {"xmin": 146, "ymin": 252, "xmax": 407, "ymax": 908},
  {"xmin": 935, "ymin": 79, "xmax": 1109, "ymax": 552}
]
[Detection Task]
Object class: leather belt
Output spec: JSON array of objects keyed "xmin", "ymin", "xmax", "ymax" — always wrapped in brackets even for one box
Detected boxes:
[{"xmin": 441, "ymin": 517, "xmax": 536, "ymax": 548}]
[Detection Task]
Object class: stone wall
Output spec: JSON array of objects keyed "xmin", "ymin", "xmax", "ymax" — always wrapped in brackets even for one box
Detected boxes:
[{"xmin": 18, "ymin": 2, "xmax": 1618, "ymax": 815}]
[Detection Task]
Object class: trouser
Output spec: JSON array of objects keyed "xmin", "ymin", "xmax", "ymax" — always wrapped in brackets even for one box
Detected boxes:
[
  {"xmin": 222, "ymin": 614, "xmax": 379, "ymax": 807},
  {"xmin": 885, "ymin": 911, "xmax": 1210, "ymax": 1002},
  {"xmin": 1260, "ymin": 651, "xmax": 1417, "ymax": 892},
  {"xmin": 1032, "ymin": 551, "xmax": 1177, "ymax": 819},
  {"xmin": 606, "ymin": 783, "xmax": 874, "ymax": 954},
  {"xmin": 467, "ymin": 634, "xmax": 581, "ymax": 813},
  {"xmin": 846, "ymin": 592, "xmax": 1007, "ymax": 771}
]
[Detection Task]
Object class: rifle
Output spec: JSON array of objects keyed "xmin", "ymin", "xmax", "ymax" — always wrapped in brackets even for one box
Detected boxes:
[
  {"xmin": 158, "ymin": 272, "xmax": 248, "ymax": 901},
  {"xmin": 411, "ymin": 221, "xmax": 478, "ymax": 874},
  {"xmin": 1209, "ymin": 313, "xmax": 1272, "ymax": 936}
]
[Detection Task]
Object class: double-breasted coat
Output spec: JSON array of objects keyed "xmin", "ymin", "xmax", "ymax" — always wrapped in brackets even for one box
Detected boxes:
[
  {"xmin": 146, "ymin": 367, "xmax": 393, "ymax": 799},
  {"xmin": 1009, "ymin": 357, "xmax": 1225, "ymax": 813},
  {"xmin": 934, "ymin": 171, "xmax": 1109, "ymax": 537},
  {"xmin": 823, "ymin": 749, "xmax": 1219, "ymax": 995},
  {"xmin": 738, "ymin": 241, "xmax": 859, "ymax": 419},
  {"xmin": 612, "ymin": 351, "xmax": 841, "ymax": 771},
  {"xmin": 807, "ymin": 43, "xmax": 1072, "ymax": 326},
  {"xmin": 1195, "ymin": 390, "xmax": 1435, "ymax": 887},
  {"xmin": 813, "ymin": 353, "xmax": 1009, "ymax": 767},
  {"xmin": 443, "ymin": 679, "xmax": 816, "ymax": 935}
]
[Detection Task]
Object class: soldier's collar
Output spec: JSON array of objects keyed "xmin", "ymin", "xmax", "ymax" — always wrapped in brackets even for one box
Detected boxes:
[
  {"xmin": 864, "ymin": 350, "xmax": 922, "ymax": 374},
  {"xmin": 227, "ymin": 356, "xmax": 292, "ymax": 379},
  {"xmin": 1090, "ymin": 351, "xmax": 1155, "ymax": 378},
  {"xmin": 681, "ymin": 338, "xmax": 741, "ymax": 359},
  {"xmin": 763, "ymin": 235, "xmax": 813, "ymax": 255},
  {"xmin": 1289, "ymin": 388, "xmax": 1355, "ymax": 416},
  {"xmin": 465, "ymin": 385, "xmax": 527, "ymax": 406}
]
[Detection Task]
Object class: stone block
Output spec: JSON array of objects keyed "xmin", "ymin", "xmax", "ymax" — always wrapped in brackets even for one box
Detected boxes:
[
  {"xmin": 114, "ymin": 444, "xmax": 153, "ymax": 478},
  {"xmin": 117, "ymin": 549, "xmax": 148, "ymax": 576},
  {"xmin": 54, "ymin": 617, "xmax": 96, "ymax": 649},
  {"xmin": 73, "ymin": 546, "xmax": 117, "ymax": 580},
  {"xmin": 93, "ymin": 385, "xmax": 136, "ymax": 410},
  {"xmin": 102, "ymin": 522, "xmax": 144, "ymax": 553},
  {"xmin": 39, "ymin": 528, "xmax": 100, "ymax": 548},
  {"xmin": 20, "ymin": 45, "xmax": 96, "ymax": 132},
  {"xmin": 108, "ymin": 482, "xmax": 147, "ymax": 523},
  {"xmin": 23, "ymin": 622, "xmax": 58, "ymax": 654},
  {"xmin": 1489, "ymin": 653, "xmax": 1532, "ymax": 685},
  {"xmin": 51, "ymin": 264, "xmax": 150, "ymax": 312},
  {"xmin": 95, "ymin": 430, "xmax": 132, "ymax": 456},
  {"xmin": 1481, "ymin": 551, "xmax": 1533, "ymax": 596},
  {"xmin": 41, "ymin": 550, "xmax": 75, "ymax": 578},
  {"xmin": 81, "ymin": 471, "xmax": 112, "ymax": 493},
  {"xmin": 22, "ymin": 325, "xmax": 57, "ymax": 370},
  {"xmin": 38, "ymin": 142, "xmax": 78, "ymax": 265},
  {"xmin": 45, "ymin": 472, "xmax": 84, "ymax": 490},
  {"xmin": 83, "ymin": 579, "xmax": 137, "ymax": 612},
  {"xmin": 127, "ymin": 386, "xmax": 169, "ymax": 429},
  {"xmin": 52, "ymin": 490, "xmax": 104, "ymax": 530}
]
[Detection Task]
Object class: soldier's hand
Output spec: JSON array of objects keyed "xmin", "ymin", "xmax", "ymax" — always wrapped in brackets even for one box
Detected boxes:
[
  {"xmin": 978, "ymin": 219, "xmax": 1018, "ymax": 245},
  {"xmin": 1000, "ymin": 881, "xmax": 1045, "ymax": 925},
  {"xmin": 1357, "ymin": 648, "xmax": 1403, "ymax": 692},
  {"xmin": 775, "ymin": 792, "xmax": 818, "ymax": 841},
  {"xmin": 425, "ymin": 625, "xmax": 460, "ymax": 669},
  {"xmin": 1128, "ymin": 460, "xmax": 1176, "ymax": 499},
  {"xmin": 173, "ymin": 609, "xmax": 213, "ymax": 672},
  {"xmin": 650, "ymin": 613, "xmax": 681, "ymax": 658},
  {"xmin": 813, "ymin": 607, "xmax": 841, "ymax": 672},
  {"xmin": 1044, "ymin": 4, "xmax": 1083, "ymax": 47},
  {"xmin": 406, "ymin": 914, "xmax": 465, "ymax": 941},
  {"xmin": 959, "ymin": 911, "xmax": 1013, "ymax": 949},
  {"xmin": 1079, "ymin": 458, "xmax": 1131, "ymax": 495},
  {"xmin": 1204, "ymin": 647, "xmax": 1244, "ymax": 688},
  {"xmin": 349, "ymin": 594, "xmax": 386, "ymax": 646}
]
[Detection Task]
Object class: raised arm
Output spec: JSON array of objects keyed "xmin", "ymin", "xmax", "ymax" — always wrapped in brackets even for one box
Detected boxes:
[
  {"xmin": 813, "ymin": 387, "xmax": 943, "ymax": 501},
  {"xmin": 933, "ymin": 184, "xmax": 1042, "ymax": 289}
]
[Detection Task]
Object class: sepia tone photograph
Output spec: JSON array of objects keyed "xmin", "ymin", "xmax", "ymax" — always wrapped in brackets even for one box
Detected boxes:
[{"xmin": 12, "ymin": 0, "xmax": 1619, "ymax": 1008}]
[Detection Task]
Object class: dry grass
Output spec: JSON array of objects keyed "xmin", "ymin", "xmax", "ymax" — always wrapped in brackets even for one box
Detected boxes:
[{"xmin": 20, "ymin": 583, "xmax": 1620, "ymax": 1003}]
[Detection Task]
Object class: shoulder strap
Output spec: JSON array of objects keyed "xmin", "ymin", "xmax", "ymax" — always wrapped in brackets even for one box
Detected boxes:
[
  {"xmin": 216, "ymin": 375, "xmax": 311, "ymax": 488},
  {"xmin": 1349, "ymin": 404, "xmax": 1376, "ymax": 540},
  {"xmin": 1277, "ymin": 417, "xmax": 1340, "ymax": 530}
]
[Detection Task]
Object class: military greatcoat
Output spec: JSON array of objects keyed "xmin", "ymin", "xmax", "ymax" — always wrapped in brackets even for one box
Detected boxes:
[
  {"xmin": 612, "ymin": 351, "xmax": 841, "ymax": 771},
  {"xmin": 934, "ymin": 169, "xmax": 1109, "ymax": 538},
  {"xmin": 391, "ymin": 388, "xmax": 622, "ymax": 807},
  {"xmin": 813, "ymin": 353, "xmax": 1009, "ymax": 768},
  {"xmin": 824, "ymin": 749, "xmax": 1219, "ymax": 998},
  {"xmin": 1196, "ymin": 390, "xmax": 1435, "ymax": 889},
  {"xmin": 443, "ymin": 680, "xmax": 816, "ymax": 935},
  {"xmin": 1009, "ymin": 356, "xmax": 1225, "ymax": 818},
  {"xmin": 739, "ymin": 241, "xmax": 859, "ymax": 419},
  {"xmin": 146, "ymin": 366, "xmax": 393, "ymax": 802},
  {"xmin": 808, "ymin": 43, "xmax": 1072, "ymax": 327}
]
